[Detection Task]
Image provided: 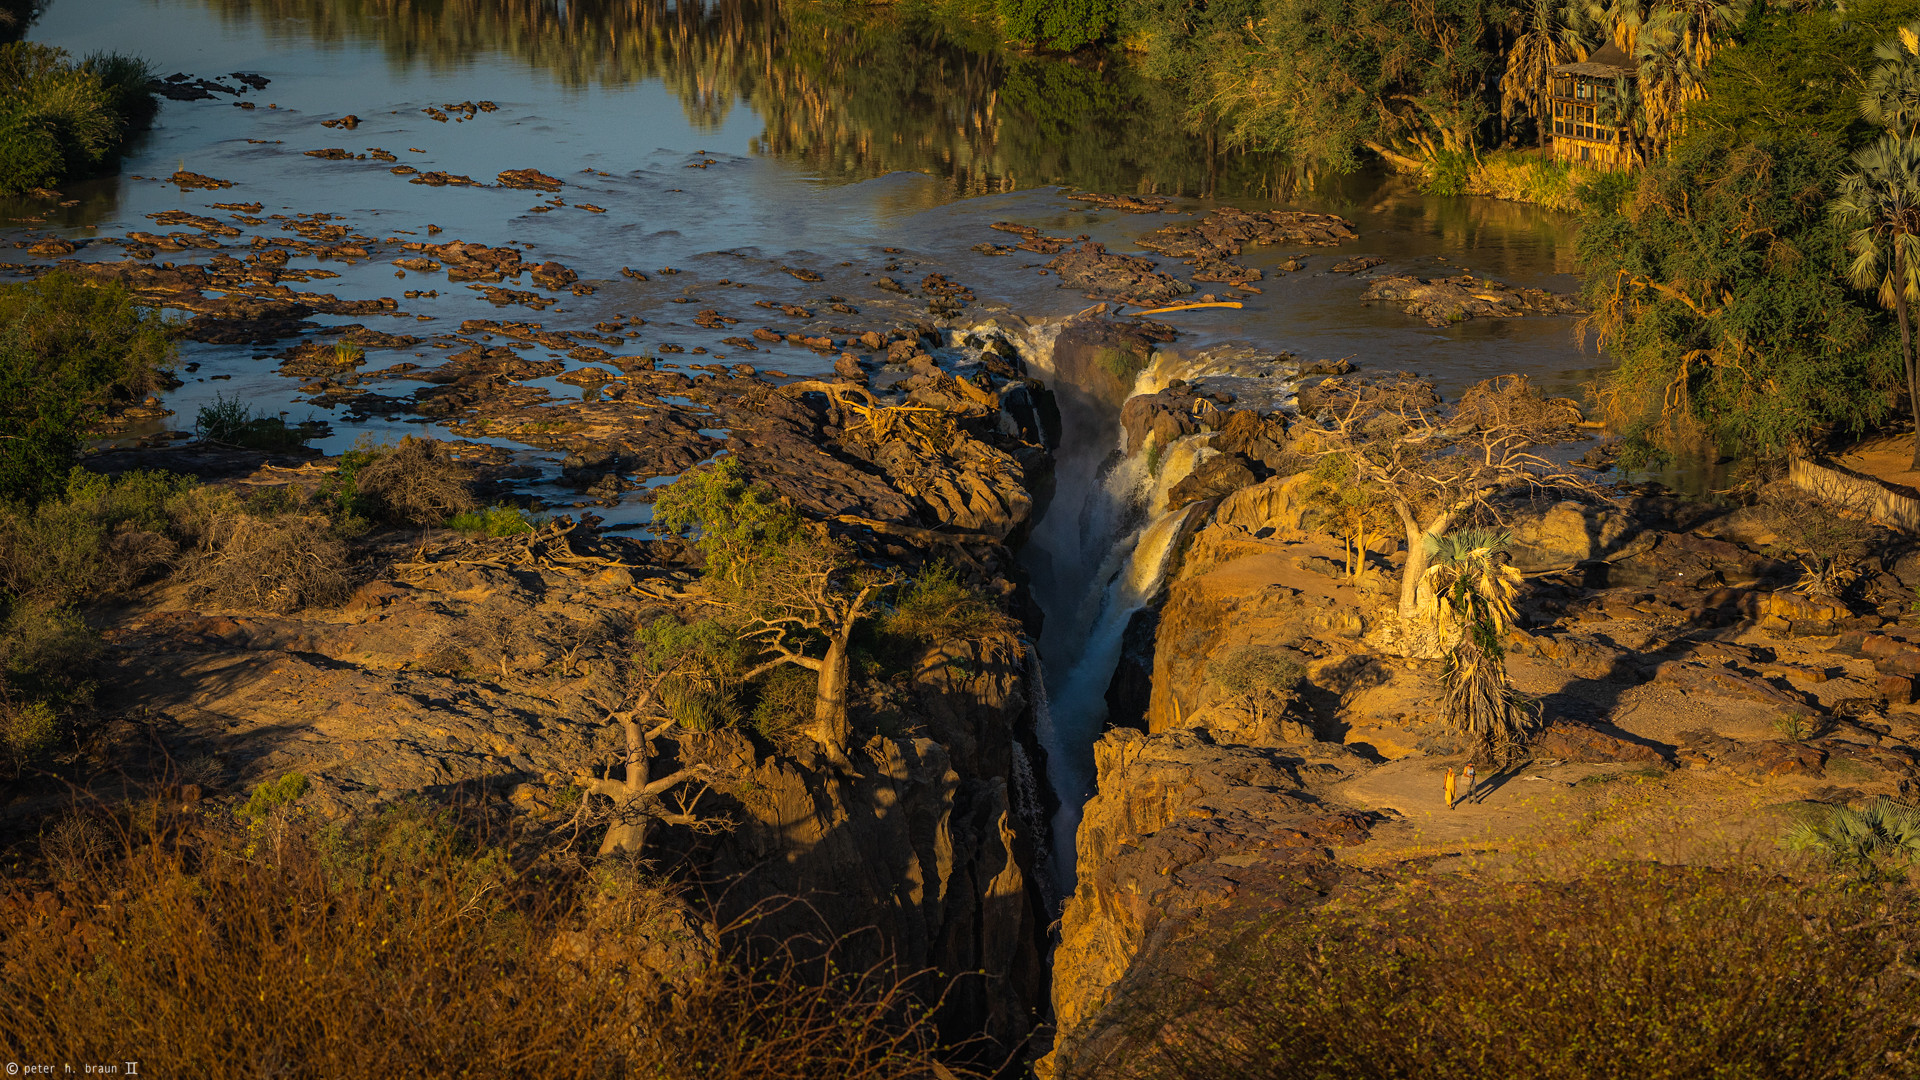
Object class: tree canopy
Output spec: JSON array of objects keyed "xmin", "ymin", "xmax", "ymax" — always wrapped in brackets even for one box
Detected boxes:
[{"xmin": 1579, "ymin": 134, "xmax": 1904, "ymax": 455}]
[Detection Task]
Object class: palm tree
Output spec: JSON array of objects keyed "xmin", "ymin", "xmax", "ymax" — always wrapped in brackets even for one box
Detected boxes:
[
  {"xmin": 1501, "ymin": 0, "xmax": 1577, "ymax": 146},
  {"xmin": 1421, "ymin": 530, "xmax": 1536, "ymax": 766},
  {"xmin": 1862, "ymin": 23, "xmax": 1920, "ymax": 139},
  {"xmin": 1563, "ymin": 0, "xmax": 1648, "ymax": 57},
  {"xmin": 1659, "ymin": 0, "xmax": 1748, "ymax": 72},
  {"xmin": 1595, "ymin": 73, "xmax": 1646, "ymax": 163},
  {"xmin": 1831, "ymin": 135, "xmax": 1920, "ymax": 469},
  {"xmin": 1628, "ymin": 0, "xmax": 1744, "ymax": 151},
  {"xmin": 1786, "ymin": 798, "xmax": 1920, "ymax": 883}
]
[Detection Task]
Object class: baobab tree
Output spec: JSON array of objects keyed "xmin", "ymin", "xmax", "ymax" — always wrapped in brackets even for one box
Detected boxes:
[
  {"xmin": 576, "ymin": 672, "xmax": 729, "ymax": 856},
  {"xmin": 654, "ymin": 456, "xmax": 897, "ymax": 763},
  {"xmin": 734, "ymin": 535, "xmax": 896, "ymax": 761},
  {"xmin": 1297, "ymin": 373, "xmax": 1602, "ymax": 630}
]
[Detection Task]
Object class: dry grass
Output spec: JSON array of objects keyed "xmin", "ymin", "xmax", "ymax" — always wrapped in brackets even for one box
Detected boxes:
[
  {"xmin": 0, "ymin": 803, "xmax": 979, "ymax": 1078},
  {"xmin": 1076, "ymin": 863, "xmax": 1920, "ymax": 1080},
  {"xmin": 177, "ymin": 510, "xmax": 354, "ymax": 613},
  {"xmin": 354, "ymin": 436, "xmax": 478, "ymax": 526}
]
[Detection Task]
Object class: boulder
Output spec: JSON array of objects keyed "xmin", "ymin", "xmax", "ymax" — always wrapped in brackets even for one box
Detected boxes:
[
  {"xmin": 1505, "ymin": 500, "xmax": 1651, "ymax": 572},
  {"xmin": 1531, "ymin": 721, "xmax": 1667, "ymax": 765},
  {"xmin": 1166, "ymin": 453, "xmax": 1258, "ymax": 511}
]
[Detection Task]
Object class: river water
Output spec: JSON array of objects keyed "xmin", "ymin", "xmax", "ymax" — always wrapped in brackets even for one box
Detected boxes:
[{"xmin": 12, "ymin": 0, "xmax": 1600, "ymax": 890}]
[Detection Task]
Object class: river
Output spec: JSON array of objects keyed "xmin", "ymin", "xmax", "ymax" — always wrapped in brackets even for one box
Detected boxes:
[{"xmin": 10, "ymin": 0, "xmax": 1600, "ymax": 890}]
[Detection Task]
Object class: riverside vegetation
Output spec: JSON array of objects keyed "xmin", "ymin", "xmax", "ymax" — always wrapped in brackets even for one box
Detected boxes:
[
  {"xmin": 964, "ymin": 0, "xmax": 1920, "ymax": 464},
  {"xmin": 0, "ymin": 41, "xmax": 157, "ymax": 194},
  {"xmin": 19, "ymin": 3, "xmax": 1920, "ymax": 1075}
]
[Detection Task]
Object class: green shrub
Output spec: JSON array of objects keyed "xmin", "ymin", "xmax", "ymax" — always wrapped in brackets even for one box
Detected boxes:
[
  {"xmin": 882, "ymin": 561, "xmax": 1014, "ymax": 647},
  {"xmin": 635, "ymin": 616, "xmax": 750, "ymax": 731},
  {"xmin": 1419, "ymin": 147, "xmax": 1471, "ymax": 196},
  {"xmin": 0, "ymin": 107, "xmax": 58, "ymax": 191},
  {"xmin": 1205, "ymin": 643, "xmax": 1304, "ymax": 723},
  {"xmin": 0, "ymin": 43, "xmax": 155, "ymax": 194},
  {"xmin": 0, "ymin": 272, "xmax": 175, "ymax": 505},
  {"xmin": 0, "ymin": 696, "xmax": 56, "ymax": 761},
  {"xmin": 0, "ymin": 468, "xmax": 193, "ymax": 602},
  {"xmin": 0, "ymin": 600, "xmax": 97, "ymax": 770},
  {"xmin": 997, "ymin": 0, "xmax": 1116, "ymax": 50},
  {"xmin": 654, "ymin": 456, "xmax": 801, "ymax": 586},
  {"xmin": 194, "ymin": 394, "xmax": 308, "ymax": 453},
  {"xmin": 80, "ymin": 51, "xmax": 157, "ymax": 133},
  {"xmin": 448, "ymin": 504, "xmax": 539, "ymax": 537},
  {"xmin": 660, "ymin": 681, "xmax": 742, "ymax": 733},
  {"xmin": 237, "ymin": 772, "xmax": 309, "ymax": 821},
  {"xmin": 315, "ymin": 436, "xmax": 388, "ymax": 522},
  {"xmin": 749, "ymin": 665, "xmax": 817, "ymax": 743}
]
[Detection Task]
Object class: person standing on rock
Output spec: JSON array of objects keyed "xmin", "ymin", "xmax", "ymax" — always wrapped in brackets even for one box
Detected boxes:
[
  {"xmin": 1463, "ymin": 763, "xmax": 1478, "ymax": 804},
  {"xmin": 1444, "ymin": 767, "xmax": 1457, "ymax": 810}
]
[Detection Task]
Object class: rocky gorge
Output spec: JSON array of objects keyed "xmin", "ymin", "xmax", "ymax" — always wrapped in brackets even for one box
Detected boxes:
[
  {"xmin": 12, "ymin": 1, "xmax": 1914, "ymax": 1072},
  {"xmin": 23, "ymin": 175, "xmax": 1918, "ymax": 1071}
]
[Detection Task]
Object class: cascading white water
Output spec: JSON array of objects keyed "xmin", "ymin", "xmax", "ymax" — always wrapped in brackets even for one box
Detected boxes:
[
  {"xmin": 1021, "ymin": 348, "xmax": 1216, "ymax": 887},
  {"xmin": 1010, "ymin": 323, "xmax": 1279, "ymax": 894},
  {"xmin": 1039, "ymin": 494, "xmax": 1194, "ymax": 882}
]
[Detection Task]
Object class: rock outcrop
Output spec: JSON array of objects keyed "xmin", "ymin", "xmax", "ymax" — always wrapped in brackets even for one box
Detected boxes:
[
  {"xmin": 1040, "ymin": 729, "xmax": 1372, "ymax": 1077},
  {"xmin": 1362, "ymin": 272, "xmax": 1578, "ymax": 325}
]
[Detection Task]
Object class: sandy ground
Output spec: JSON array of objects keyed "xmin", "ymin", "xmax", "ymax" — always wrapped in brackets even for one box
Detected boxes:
[{"xmin": 1834, "ymin": 436, "xmax": 1920, "ymax": 495}]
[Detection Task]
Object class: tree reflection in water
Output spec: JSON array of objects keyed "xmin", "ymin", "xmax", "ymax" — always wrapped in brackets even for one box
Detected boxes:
[{"xmin": 192, "ymin": 0, "xmax": 1302, "ymax": 198}]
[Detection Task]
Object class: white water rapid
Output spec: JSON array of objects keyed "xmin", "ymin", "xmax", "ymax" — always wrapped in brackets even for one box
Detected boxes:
[{"xmin": 1018, "ymin": 332, "xmax": 1222, "ymax": 888}]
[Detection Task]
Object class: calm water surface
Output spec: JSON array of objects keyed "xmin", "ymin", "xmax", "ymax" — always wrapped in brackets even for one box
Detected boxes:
[{"xmin": 18, "ymin": 0, "xmax": 1597, "ymax": 464}]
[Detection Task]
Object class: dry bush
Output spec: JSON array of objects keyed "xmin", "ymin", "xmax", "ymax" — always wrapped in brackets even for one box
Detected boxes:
[
  {"xmin": 354, "ymin": 436, "xmax": 478, "ymax": 526},
  {"xmin": 1079, "ymin": 865, "xmax": 1920, "ymax": 1080},
  {"xmin": 0, "ymin": 805, "xmax": 978, "ymax": 1079},
  {"xmin": 0, "ymin": 468, "xmax": 192, "ymax": 603},
  {"xmin": 178, "ymin": 510, "xmax": 353, "ymax": 613}
]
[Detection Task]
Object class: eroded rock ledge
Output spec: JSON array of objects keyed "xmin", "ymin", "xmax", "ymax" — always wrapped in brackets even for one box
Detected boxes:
[{"xmin": 1040, "ymin": 366, "xmax": 1920, "ymax": 1078}]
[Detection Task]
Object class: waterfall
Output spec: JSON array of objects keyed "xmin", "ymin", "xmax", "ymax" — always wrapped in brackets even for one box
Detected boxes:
[
  {"xmin": 1024, "ymin": 407, "xmax": 1210, "ymax": 888},
  {"xmin": 1038, "ymin": 496, "xmax": 1193, "ymax": 885},
  {"xmin": 1006, "ymin": 321, "xmax": 1226, "ymax": 894}
]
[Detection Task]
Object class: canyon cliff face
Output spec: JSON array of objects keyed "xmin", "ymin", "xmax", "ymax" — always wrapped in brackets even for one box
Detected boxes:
[
  {"xmin": 674, "ymin": 632, "xmax": 1048, "ymax": 1049},
  {"xmin": 1039, "ymin": 729, "xmax": 1373, "ymax": 1077},
  {"xmin": 1039, "ymin": 364, "xmax": 1920, "ymax": 1076}
]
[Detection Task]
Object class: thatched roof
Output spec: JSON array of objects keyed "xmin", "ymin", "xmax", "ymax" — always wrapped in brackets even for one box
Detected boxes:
[{"xmin": 1553, "ymin": 41, "xmax": 1635, "ymax": 78}]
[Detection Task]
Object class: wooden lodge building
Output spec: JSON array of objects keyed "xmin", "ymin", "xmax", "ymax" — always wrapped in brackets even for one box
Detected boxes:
[{"xmin": 1549, "ymin": 41, "xmax": 1636, "ymax": 168}]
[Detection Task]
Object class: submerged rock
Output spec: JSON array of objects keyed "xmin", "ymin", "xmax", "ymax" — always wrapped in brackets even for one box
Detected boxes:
[
  {"xmin": 1362, "ymin": 272, "xmax": 1579, "ymax": 325},
  {"xmin": 1067, "ymin": 192, "xmax": 1172, "ymax": 214},
  {"xmin": 1045, "ymin": 243, "xmax": 1192, "ymax": 306}
]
